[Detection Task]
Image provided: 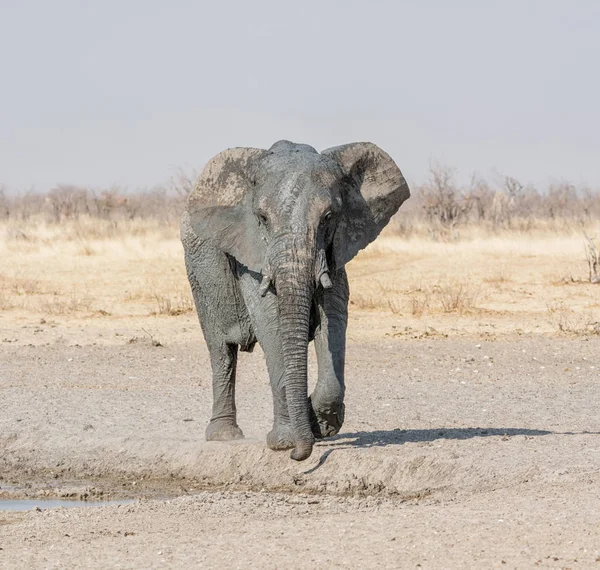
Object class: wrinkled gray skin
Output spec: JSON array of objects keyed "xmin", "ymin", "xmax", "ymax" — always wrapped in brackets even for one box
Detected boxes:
[{"xmin": 181, "ymin": 140, "xmax": 409, "ymax": 461}]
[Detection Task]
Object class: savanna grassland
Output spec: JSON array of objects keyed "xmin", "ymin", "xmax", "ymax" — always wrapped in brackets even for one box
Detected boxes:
[
  {"xmin": 1, "ymin": 220, "xmax": 599, "ymax": 339},
  {"xmin": 1, "ymin": 170, "xmax": 599, "ymax": 342}
]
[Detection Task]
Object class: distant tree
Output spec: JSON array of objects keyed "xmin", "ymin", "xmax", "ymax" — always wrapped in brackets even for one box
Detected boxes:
[{"xmin": 420, "ymin": 162, "xmax": 472, "ymax": 228}]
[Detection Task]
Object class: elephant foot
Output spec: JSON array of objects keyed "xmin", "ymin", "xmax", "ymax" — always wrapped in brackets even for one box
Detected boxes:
[
  {"xmin": 266, "ymin": 424, "xmax": 295, "ymax": 451},
  {"xmin": 206, "ymin": 419, "xmax": 244, "ymax": 441},
  {"xmin": 309, "ymin": 398, "xmax": 345, "ymax": 439}
]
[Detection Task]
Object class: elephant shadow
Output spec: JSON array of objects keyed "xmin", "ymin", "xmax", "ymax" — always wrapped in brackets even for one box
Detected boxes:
[
  {"xmin": 322, "ymin": 426, "xmax": 555, "ymax": 448},
  {"xmin": 302, "ymin": 427, "xmax": 556, "ymax": 474}
]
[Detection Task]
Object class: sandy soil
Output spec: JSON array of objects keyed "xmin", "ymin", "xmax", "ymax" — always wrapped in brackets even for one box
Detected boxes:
[{"xmin": 1, "ymin": 319, "xmax": 600, "ymax": 568}]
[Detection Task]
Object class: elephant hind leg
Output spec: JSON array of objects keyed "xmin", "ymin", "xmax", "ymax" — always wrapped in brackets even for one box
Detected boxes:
[
  {"xmin": 205, "ymin": 342, "xmax": 244, "ymax": 441},
  {"xmin": 184, "ymin": 245, "xmax": 249, "ymax": 441}
]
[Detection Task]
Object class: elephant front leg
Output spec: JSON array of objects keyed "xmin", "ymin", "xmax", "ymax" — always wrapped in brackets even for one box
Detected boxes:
[
  {"xmin": 206, "ymin": 342, "xmax": 244, "ymax": 441},
  {"xmin": 266, "ymin": 383, "xmax": 296, "ymax": 451},
  {"xmin": 259, "ymin": 318, "xmax": 296, "ymax": 450},
  {"xmin": 237, "ymin": 272, "xmax": 294, "ymax": 451},
  {"xmin": 310, "ymin": 269, "xmax": 349, "ymax": 439}
]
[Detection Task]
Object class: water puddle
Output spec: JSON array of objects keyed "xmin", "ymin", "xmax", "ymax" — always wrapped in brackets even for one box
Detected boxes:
[{"xmin": 0, "ymin": 499, "xmax": 135, "ymax": 512}]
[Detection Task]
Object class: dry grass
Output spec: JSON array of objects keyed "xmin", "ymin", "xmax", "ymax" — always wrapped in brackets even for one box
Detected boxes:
[
  {"xmin": 2, "ymin": 216, "xmax": 599, "ymax": 337},
  {"xmin": 347, "ymin": 230, "xmax": 600, "ymax": 336},
  {"xmin": 351, "ymin": 279, "xmax": 480, "ymax": 316},
  {"xmin": 1, "ymin": 217, "xmax": 189, "ymax": 318}
]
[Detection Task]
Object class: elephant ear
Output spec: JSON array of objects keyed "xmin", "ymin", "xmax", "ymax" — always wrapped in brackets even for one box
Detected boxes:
[
  {"xmin": 187, "ymin": 147, "xmax": 267, "ymax": 272},
  {"xmin": 322, "ymin": 142, "xmax": 410, "ymax": 268}
]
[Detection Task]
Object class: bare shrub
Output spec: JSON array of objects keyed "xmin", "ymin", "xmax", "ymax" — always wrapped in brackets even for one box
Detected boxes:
[
  {"xmin": 0, "ymin": 284, "xmax": 13, "ymax": 310},
  {"xmin": 390, "ymin": 163, "xmax": 600, "ymax": 239},
  {"xmin": 1, "ymin": 164, "xmax": 599, "ymax": 245},
  {"xmin": 0, "ymin": 170, "xmax": 196, "ymax": 227},
  {"xmin": 11, "ymin": 277, "xmax": 42, "ymax": 295},
  {"xmin": 584, "ymin": 234, "xmax": 600, "ymax": 283},
  {"xmin": 46, "ymin": 185, "xmax": 94, "ymax": 222},
  {"xmin": 152, "ymin": 290, "xmax": 194, "ymax": 316},
  {"xmin": 0, "ymin": 185, "xmax": 9, "ymax": 220},
  {"xmin": 349, "ymin": 295, "xmax": 382, "ymax": 311},
  {"xmin": 386, "ymin": 298, "xmax": 403, "ymax": 315},
  {"xmin": 546, "ymin": 301, "xmax": 600, "ymax": 335},
  {"xmin": 39, "ymin": 291, "xmax": 93, "ymax": 315},
  {"xmin": 168, "ymin": 167, "xmax": 197, "ymax": 200},
  {"xmin": 434, "ymin": 281, "xmax": 480, "ymax": 314},
  {"xmin": 547, "ymin": 182, "xmax": 578, "ymax": 221},
  {"xmin": 467, "ymin": 174, "xmax": 494, "ymax": 222},
  {"xmin": 408, "ymin": 289, "xmax": 430, "ymax": 317},
  {"xmin": 419, "ymin": 163, "xmax": 472, "ymax": 238}
]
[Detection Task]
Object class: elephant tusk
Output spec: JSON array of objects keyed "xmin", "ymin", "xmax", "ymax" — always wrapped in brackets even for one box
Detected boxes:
[
  {"xmin": 259, "ymin": 260, "xmax": 274, "ymax": 297},
  {"xmin": 320, "ymin": 272, "xmax": 332, "ymax": 289},
  {"xmin": 315, "ymin": 248, "xmax": 332, "ymax": 290},
  {"xmin": 259, "ymin": 275, "xmax": 272, "ymax": 297}
]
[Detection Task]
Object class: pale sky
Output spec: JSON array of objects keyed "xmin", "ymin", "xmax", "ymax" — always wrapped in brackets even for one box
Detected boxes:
[{"xmin": 1, "ymin": 0, "xmax": 599, "ymax": 192}]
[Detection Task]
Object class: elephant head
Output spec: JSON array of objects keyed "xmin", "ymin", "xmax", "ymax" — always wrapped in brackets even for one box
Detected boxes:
[{"xmin": 188, "ymin": 140, "xmax": 409, "ymax": 460}]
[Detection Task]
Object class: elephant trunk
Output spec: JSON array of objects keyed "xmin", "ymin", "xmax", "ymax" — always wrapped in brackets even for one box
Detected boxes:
[{"xmin": 273, "ymin": 238, "xmax": 316, "ymax": 461}]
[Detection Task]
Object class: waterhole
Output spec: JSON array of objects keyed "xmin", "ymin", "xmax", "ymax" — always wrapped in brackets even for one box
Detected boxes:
[{"xmin": 0, "ymin": 499, "xmax": 135, "ymax": 512}]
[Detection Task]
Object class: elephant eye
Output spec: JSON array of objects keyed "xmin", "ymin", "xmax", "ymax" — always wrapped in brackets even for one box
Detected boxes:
[{"xmin": 323, "ymin": 210, "xmax": 332, "ymax": 222}]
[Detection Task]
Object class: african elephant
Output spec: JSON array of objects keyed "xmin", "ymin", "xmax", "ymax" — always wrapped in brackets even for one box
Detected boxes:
[{"xmin": 181, "ymin": 140, "xmax": 409, "ymax": 461}]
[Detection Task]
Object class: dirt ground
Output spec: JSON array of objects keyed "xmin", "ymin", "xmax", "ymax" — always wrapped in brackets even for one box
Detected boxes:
[
  {"xmin": 2, "ymin": 226, "xmax": 600, "ymax": 568},
  {"xmin": 1, "ymin": 318, "xmax": 600, "ymax": 568}
]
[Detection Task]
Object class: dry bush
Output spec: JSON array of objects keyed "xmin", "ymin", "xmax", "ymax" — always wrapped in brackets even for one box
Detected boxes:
[
  {"xmin": 0, "ymin": 185, "xmax": 9, "ymax": 220},
  {"xmin": 0, "ymin": 170, "xmax": 194, "ymax": 227},
  {"xmin": 152, "ymin": 290, "xmax": 194, "ymax": 316},
  {"xmin": 38, "ymin": 291, "xmax": 93, "ymax": 315},
  {"xmin": 584, "ymin": 234, "xmax": 600, "ymax": 283},
  {"xmin": 0, "ymin": 274, "xmax": 43, "ymax": 310},
  {"xmin": 546, "ymin": 301, "xmax": 600, "ymax": 336},
  {"xmin": 406, "ymin": 281, "xmax": 480, "ymax": 316},
  {"xmin": 350, "ymin": 278, "xmax": 479, "ymax": 317},
  {"xmin": 407, "ymin": 286, "xmax": 430, "ymax": 317},
  {"xmin": 387, "ymin": 163, "xmax": 600, "ymax": 240},
  {"xmin": 349, "ymin": 294, "xmax": 384, "ymax": 311},
  {"xmin": 418, "ymin": 163, "xmax": 472, "ymax": 239},
  {"xmin": 434, "ymin": 281, "xmax": 481, "ymax": 314},
  {"xmin": 0, "ymin": 287, "xmax": 12, "ymax": 310},
  {"xmin": 2, "ymin": 162, "xmax": 599, "ymax": 242}
]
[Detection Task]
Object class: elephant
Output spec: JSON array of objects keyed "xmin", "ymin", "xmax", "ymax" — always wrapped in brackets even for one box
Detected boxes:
[{"xmin": 180, "ymin": 140, "xmax": 410, "ymax": 461}]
